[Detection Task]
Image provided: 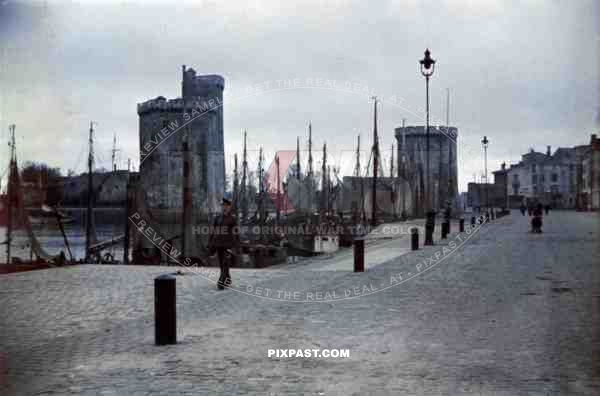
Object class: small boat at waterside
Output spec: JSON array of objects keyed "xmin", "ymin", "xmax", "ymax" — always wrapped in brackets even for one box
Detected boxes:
[{"xmin": 1, "ymin": 125, "xmax": 72, "ymax": 267}]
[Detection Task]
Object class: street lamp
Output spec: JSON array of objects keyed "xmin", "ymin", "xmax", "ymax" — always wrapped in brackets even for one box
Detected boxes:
[
  {"xmin": 420, "ymin": 48, "xmax": 436, "ymax": 245},
  {"xmin": 481, "ymin": 135, "xmax": 489, "ymax": 219}
]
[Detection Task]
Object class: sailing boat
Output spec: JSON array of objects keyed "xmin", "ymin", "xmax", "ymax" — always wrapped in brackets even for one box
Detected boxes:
[
  {"xmin": 283, "ymin": 123, "xmax": 340, "ymax": 256},
  {"xmin": 82, "ymin": 122, "xmax": 126, "ymax": 264},
  {"xmin": 1, "ymin": 124, "xmax": 70, "ymax": 267}
]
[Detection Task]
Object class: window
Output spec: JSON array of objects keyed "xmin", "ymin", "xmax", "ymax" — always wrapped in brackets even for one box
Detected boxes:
[
  {"xmin": 551, "ymin": 173, "xmax": 558, "ymax": 182},
  {"xmin": 531, "ymin": 164, "xmax": 536, "ymax": 173},
  {"xmin": 162, "ymin": 119, "xmax": 169, "ymax": 128},
  {"xmin": 532, "ymin": 175, "xmax": 537, "ymax": 184}
]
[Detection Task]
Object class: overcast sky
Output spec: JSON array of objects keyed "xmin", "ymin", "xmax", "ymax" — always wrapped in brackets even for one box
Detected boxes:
[{"xmin": 1, "ymin": 0, "xmax": 598, "ymax": 191}]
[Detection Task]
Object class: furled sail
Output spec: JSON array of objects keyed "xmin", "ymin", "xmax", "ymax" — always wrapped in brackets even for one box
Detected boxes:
[{"xmin": 4, "ymin": 157, "xmax": 59, "ymax": 261}]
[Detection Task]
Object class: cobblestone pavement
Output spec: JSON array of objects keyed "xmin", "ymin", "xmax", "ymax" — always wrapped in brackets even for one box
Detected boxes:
[{"xmin": 1, "ymin": 211, "xmax": 599, "ymax": 395}]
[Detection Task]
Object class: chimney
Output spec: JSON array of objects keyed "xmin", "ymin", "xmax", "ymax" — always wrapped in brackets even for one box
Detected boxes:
[
  {"xmin": 501, "ymin": 162, "xmax": 506, "ymax": 170},
  {"xmin": 546, "ymin": 145, "xmax": 551, "ymax": 156}
]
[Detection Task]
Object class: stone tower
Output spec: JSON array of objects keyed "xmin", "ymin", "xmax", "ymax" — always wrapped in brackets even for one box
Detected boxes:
[
  {"xmin": 395, "ymin": 125, "xmax": 458, "ymax": 217},
  {"xmin": 136, "ymin": 66, "xmax": 225, "ymax": 259}
]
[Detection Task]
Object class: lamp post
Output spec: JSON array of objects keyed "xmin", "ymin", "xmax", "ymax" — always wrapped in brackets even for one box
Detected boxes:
[
  {"xmin": 420, "ymin": 48, "xmax": 436, "ymax": 245},
  {"xmin": 481, "ymin": 136, "xmax": 489, "ymax": 218}
]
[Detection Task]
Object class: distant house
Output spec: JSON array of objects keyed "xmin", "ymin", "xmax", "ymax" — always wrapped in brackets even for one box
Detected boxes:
[
  {"xmin": 503, "ymin": 145, "xmax": 576, "ymax": 208},
  {"xmin": 59, "ymin": 170, "xmax": 135, "ymax": 206},
  {"xmin": 579, "ymin": 134, "xmax": 600, "ymax": 210},
  {"xmin": 495, "ymin": 134, "xmax": 599, "ymax": 210}
]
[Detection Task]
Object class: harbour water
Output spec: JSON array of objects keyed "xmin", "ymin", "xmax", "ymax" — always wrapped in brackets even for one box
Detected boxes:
[{"xmin": 0, "ymin": 208, "xmax": 126, "ymax": 262}]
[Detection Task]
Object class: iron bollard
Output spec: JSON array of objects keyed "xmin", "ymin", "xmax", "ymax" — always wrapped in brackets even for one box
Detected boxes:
[
  {"xmin": 459, "ymin": 218, "xmax": 465, "ymax": 232},
  {"xmin": 441, "ymin": 222, "xmax": 448, "ymax": 239},
  {"xmin": 485, "ymin": 212, "xmax": 490, "ymax": 222},
  {"xmin": 471, "ymin": 216, "xmax": 476, "ymax": 227},
  {"xmin": 353, "ymin": 238, "xmax": 364, "ymax": 272},
  {"xmin": 411, "ymin": 227, "xmax": 419, "ymax": 251},
  {"xmin": 425, "ymin": 210, "xmax": 435, "ymax": 246},
  {"xmin": 491, "ymin": 210, "xmax": 495, "ymax": 220},
  {"xmin": 155, "ymin": 274, "xmax": 177, "ymax": 345}
]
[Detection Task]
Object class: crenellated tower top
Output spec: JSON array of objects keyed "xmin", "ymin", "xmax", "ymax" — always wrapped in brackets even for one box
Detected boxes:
[{"xmin": 137, "ymin": 66, "xmax": 224, "ymax": 115}]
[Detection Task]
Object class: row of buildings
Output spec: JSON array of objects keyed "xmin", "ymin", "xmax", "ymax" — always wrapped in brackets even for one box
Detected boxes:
[{"xmin": 468, "ymin": 135, "xmax": 600, "ymax": 211}]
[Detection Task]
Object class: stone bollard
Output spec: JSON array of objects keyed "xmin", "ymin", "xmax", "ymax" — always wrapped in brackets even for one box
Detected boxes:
[
  {"xmin": 459, "ymin": 218, "xmax": 465, "ymax": 232},
  {"xmin": 353, "ymin": 238, "xmax": 364, "ymax": 272},
  {"xmin": 155, "ymin": 274, "xmax": 177, "ymax": 346},
  {"xmin": 411, "ymin": 227, "xmax": 419, "ymax": 251},
  {"xmin": 471, "ymin": 216, "xmax": 476, "ymax": 227}
]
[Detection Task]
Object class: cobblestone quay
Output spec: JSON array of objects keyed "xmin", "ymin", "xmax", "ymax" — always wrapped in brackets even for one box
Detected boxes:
[{"xmin": 1, "ymin": 211, "xmax": 599, "ymax": 394}]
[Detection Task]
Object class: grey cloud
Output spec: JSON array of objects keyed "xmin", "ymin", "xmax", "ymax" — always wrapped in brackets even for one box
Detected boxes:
[{"xmin": 0, "ymin": 0, "xmax": 598, "ymax": 191}]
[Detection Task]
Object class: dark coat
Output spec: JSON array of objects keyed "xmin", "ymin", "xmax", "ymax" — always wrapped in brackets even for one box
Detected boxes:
[{"xmin": 209, "ymin": 213, "xmax": 240, "ymax": 249}]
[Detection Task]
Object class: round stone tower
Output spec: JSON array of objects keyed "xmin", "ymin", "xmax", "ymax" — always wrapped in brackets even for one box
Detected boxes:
[
  {"xmin": 395, "ymin": 125, "xmax": 458, "ymax": 216},
  {"xmin": 136, "ymin": 66, "xmax": 225, "ymax": 260}
]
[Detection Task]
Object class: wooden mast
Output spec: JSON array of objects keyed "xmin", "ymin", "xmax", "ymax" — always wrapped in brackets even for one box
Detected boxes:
[
  {"xmin": 353, "ymin": 134, "xmax": 361, "ymax": 222},
  {"xmin": 296, "ymin": 136, "xmax": 301, "ymax": 213},
  {"xmin": 6, "ymin": 124, "xmax": 15, "ymax": 264},
  {"xmin": 233, "ymin": 153, "xmax": 239, "ymax": 218},
  {"xmin": 308, "ymin": 122, "xmax": 313, "ymax": 213},
  {"xmin": 258, "ymin": 147, "xmax": 264, "ymax": 240},
  {"xmin": 240, "ymin": 130, "xmax": 248, "ymax": 221},
  {"xmin": 391, "ymin": 143, "xmax": 396, "ymax": 219},
  {"xmin": 296, "ymin": 137, "xmax": 301, "ymax": 180},
  {"xmin": 123, "ymin": 158, "xmax": 131, "ymax": 264},
  {"xmin": 327, "ymin": 164, "xmax": 331, "ymax": 216},
  {"xmin": 446, "ymin": 88, "xmax": 453, "ymax": 206},
  {"xmin": 321, "ymin": 142, "xmax": 327, "ymax": 218},
  {"xmin": 275, "ymin": 154, "xmax": 280, "ymax": 225},
  {"xmin": 401, "ymin": 118, "xmax": 406, "ymax": 217},
  {"xmin": 85, "ymin": 121, "xmax": 94, "ymax": 262},
  {"xmin": 371, "ymin": 96, "xmax": 379, "ymax": 226}
]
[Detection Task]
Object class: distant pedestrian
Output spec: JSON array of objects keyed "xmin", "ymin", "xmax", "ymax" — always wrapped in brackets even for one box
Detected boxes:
[
  {"xmin": 209, "ymin": 196, "xmax": 240, "ymax": 290},
  {"xmin": 520, "ymin": 203, "xmax": 526, "ymax": 216},
  {"xmin": 544, "ymin": 204, "xmax": 551, "ymax": 215},
  {"xmin": 531, "ymin": 205, "xmax": 543, "ymax": 233}
]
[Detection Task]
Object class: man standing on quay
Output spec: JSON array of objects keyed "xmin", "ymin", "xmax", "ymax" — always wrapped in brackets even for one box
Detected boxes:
[{"xmin": 209, "ymin": 195, "xmax": 240, "ymax": 290}]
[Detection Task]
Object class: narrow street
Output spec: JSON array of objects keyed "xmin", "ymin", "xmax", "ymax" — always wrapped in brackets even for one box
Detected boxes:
[{"xmin": 1, "ymin": 211, "xmax": 599, "ymax": 395}]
